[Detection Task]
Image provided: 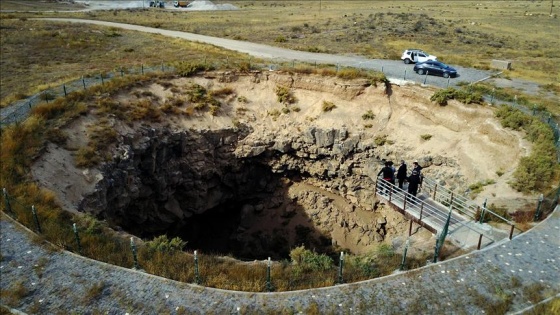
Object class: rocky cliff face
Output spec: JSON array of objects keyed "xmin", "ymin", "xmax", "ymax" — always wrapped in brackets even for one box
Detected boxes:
[{"xmin": 78, "ymin": 121, "xmax": 384, "ymax": 257}]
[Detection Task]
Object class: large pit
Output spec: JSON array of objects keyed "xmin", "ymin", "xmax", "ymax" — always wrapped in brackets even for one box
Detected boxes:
[{"xmin": 31, "ymin": 71, "xmax": 529, "ymax": 260}]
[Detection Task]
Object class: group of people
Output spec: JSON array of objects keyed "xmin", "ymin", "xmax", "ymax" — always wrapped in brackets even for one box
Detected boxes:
[{"xmin": 377, "ymin": 160, "xmax": 422, "ymax": 197}]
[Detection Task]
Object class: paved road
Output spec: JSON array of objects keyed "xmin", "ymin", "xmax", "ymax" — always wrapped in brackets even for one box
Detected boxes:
[
  {"xmin": 41, "ymin": 18, "xmax": 495, "ymax": 89},
  {"xmin": 1, "ymin": 209, "xmax": 558, "ymax": 314}
]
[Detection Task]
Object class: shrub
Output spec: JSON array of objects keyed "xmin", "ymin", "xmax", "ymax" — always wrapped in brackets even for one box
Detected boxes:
[
  {"xmin": 45, "ymin": 128, "xmax": 68, "ymax": 145},
  {"xmin": 274, "ymin": 36, "xmax": 287, "ymax": 43},
  {"xmin": 430, "ymin": 87, "xmax": 483, "ymax": 106},
  {"xmin": 322, "ymin": 101, "xmax": 336, "ymax": 112},
  {"xmin": 420, "ymin": 134, "xmax": 432, "ymax": 141},
  {"xmin": 281, "ymin": 107, "xmax": 290, "ymax": 114},
  {"xmin": 174, "ymin": 61, "xmax": 213, "ymax": 77},
  {"xmin": 146, "ymin": 235, "xmax": 187, "ymax": 253},
  {"xmin": 336, "ymin": 68, "xmax": 362, "ymax": 80},
  {"xmin": 362, "ymin": 110, "xmax": 375, "ymax": 120},
  {"xmin": 268, "ymin": 109, "xmax": 281, "ymax": 120},
  {"xmin": 237, "ymin": 96, "xmax": 248, "ymax": 103},
  {"xmin": 209, "ymin": 105, "xmax": 220, "ymax": 116},
  {"xmin": 374, "ymin": 134, "xmax": 388, "ymax": 146},
  {"xmin": 75, "ymin": 146, "xmax": 101, "ymax": 168},
  {"xmin": 275, "ymin": 86, "xmax": 297, "ymax": 104},
  {"xmin": 211, "ymin": 87, "xmax": 235, "ymax": 98},
  {"xmin": 495, "ymin": 105, "xmax": 558, "ymax": 192},
  {"xmin": 289, "ymin": 245, "xmax": 333, "ymax": 272},
  {"xmin": 185, "ymin": 84, "xmax": 208, "ymax": 103}
]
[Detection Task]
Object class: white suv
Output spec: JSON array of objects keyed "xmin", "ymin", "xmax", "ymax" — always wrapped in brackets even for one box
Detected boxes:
[{"xmin": 401, "ymin": 49, "xmax": 437, "ymax": 64}]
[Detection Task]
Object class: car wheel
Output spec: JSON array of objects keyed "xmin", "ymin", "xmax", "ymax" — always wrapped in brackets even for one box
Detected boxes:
[
  {"xmin": 443, "ymin": 72, "xmax": 450, "ymax": 78},
  {"xmin": 404, "ymin": 59, "xmax": 411, "ymax": 64},
  {"xmin": 417, "ymin": 69, "xmax": 425, "ymax": 75}
]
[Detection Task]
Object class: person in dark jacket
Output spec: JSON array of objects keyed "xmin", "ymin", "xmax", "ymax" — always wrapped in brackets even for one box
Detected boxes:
[
  {"xmin": 412, "ymin": 161, "xmax": 422, "ymax": 175},
  {"xmin": 377, "ymin": 161, "xmax": 394, "ymax": 194},
  {"xmin": 407, "ymin": 170, "xmax": 421, "ymax": 197},
  {"xmin": 388, "ymin": 161, "xmax": 396, "ymax": 185},
  {"xmin": 396, "ymin": 160, "xmax": 407, "ymax": 189}
]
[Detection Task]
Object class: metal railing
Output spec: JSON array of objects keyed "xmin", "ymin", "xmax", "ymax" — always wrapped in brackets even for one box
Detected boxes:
[
  {"xmin": 375, "ymin": 178, "xmax": 455, "ymax": 232},
  {"xmin": 375, "ymin": 177, "xmax": 511, "ymax": 248},
  {"xmin": 420, "ymin": 176, "xmax": 517, "ymax": 239}
]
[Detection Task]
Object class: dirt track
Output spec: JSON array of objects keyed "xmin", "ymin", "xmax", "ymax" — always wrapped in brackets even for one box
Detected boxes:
[{"xmin": 40, "ymin": 18, "xmax": 499, "ymax": 89}]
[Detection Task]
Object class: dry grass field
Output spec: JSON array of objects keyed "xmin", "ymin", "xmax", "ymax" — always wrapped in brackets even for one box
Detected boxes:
[{"xmin": 1, "ymin": 0, "xmax": 559, "ymax": 110}]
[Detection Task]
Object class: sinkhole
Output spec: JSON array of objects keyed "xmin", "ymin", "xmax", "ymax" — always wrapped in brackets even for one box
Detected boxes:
[{"xmin": 79, "ymin": 127, "xmax": 378, "ymax": 260}]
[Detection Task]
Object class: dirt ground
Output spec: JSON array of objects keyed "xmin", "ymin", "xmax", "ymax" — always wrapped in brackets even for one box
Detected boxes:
[{"xmin": 31, "ymin": 71, "xmax": 535, "ymax": 257}]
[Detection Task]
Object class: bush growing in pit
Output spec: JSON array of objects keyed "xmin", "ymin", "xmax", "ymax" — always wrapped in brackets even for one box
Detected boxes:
[
  {"xmin": 362, "ymin": 110, "xmax": 375, "ymax": 120},
  {"xmin": 275, "ymin": 85, "xmax": 297, "ymax": 104},
  {"xmin": 322, "ymin": 101, "xmax": 336, "ymax": 112}
]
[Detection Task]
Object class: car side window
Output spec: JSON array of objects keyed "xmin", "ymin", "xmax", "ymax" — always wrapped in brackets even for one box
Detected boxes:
[{"xmin": 418, "ymin": 53, "xmax": 426, "ymax": 58}]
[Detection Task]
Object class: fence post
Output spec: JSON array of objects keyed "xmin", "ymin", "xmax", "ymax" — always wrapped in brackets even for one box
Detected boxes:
[
  {"xmin": 381, "ymin": 66, "xmax": 384, "ymax": 73},
  {"xmin": 3, "ymin": 188, "xmax": 13, "ymax": 215},
  {"xmin": 433, "ymin": 208, "xmax": 452, "ymax": 263},
  {"xmin": 266, "ymin": 257, "xmax": 273, "ymax": 291},
  {"xmin": 194, "ymin": 250, "xmax": 200, "ymax": 284},
  {"xmin": 63, "ymin": 85, "xmax": 67, "ymax": 97},
  {"xmin": 408, "ymin": 219, "xmax": 413, "ymax": 236},
  {"xmin": 490, "ymin": 88, "xmax": 495, "ymax": 104},
  {"xmin": 82, "ymin": 76, "xmax": 86, "ymax": 90},
  {"xmin": 433, "ymin": 183, "xmax": 437, "ymax": 199},
  {"xmin": 31, "ymin": 205, "xmax": 42, "ymax": 234},
  {"xmin": 73, "ymin": 223, "xmax": 82, "ymax": 254},
  {"xmin": 404, "ymin": 69, "xmax": 407, "ymax": 80},
  {"xmin": 423, "ymin": 71, "xmax": 428, "ymax": 84},
  {"xmin": 337, "ymin": 252, "xmax": 344, "ymax": 284},
  {"xmin": 130, "ymin": 237, "xmax": 139, "ymax": 269},
  {"xmin": 101, "ymin": 74, "xmax": 104, "ymax": 85},
  {"xmin": 532, "ymin": 105, "xmax": 536, "ymax": 116},
  {"xmin": 479, "ymin": 198, "xmax": 487, "ymax": 224},
  {"xmin": 403, "ymin": 193, "xmax": 408, "ymax": 211},
  {"xmin": 121, "ymin": 68, "xmax": 124, "ymax": 77},
  {"xmin": 533, "ymin": 194, "xmax": 544, "ymax": 221},
  {"xmin": 477, "ymin": 234, "xmax": 483, "ymax": 250},
  {"xmin": 447, "ymin": 77, "xmax": 450, "ymax": 88},
  {"xmin": 400, "ymin": 238, "xmax": 410, "ymax": 270},
  {"xmin": 141, "ymin": 64, "xmax": 144, "ymax": 75},
  {"xmin": 45, "ymin": 91, "xmax": 49, "ymax": 104},
  {"xmin": 509, "ymin": 224, "xmax": 515, "ymax": 240}
]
